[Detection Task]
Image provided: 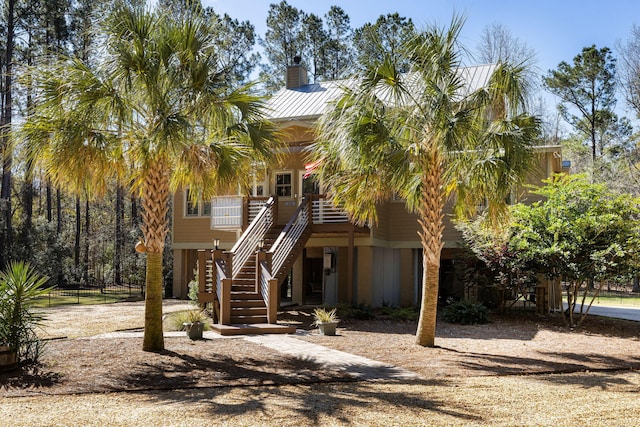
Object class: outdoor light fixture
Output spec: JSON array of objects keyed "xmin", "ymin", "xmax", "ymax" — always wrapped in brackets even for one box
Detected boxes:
[
  {"xmin": 213, "ymin": 238, "xmax": 220, "ymax": 250},
  {"xmin": 258, "ymin": 239, "xmax": 265, "ymax": 251}
]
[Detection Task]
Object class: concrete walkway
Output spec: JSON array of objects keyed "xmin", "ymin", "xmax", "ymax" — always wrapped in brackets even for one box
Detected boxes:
[
  {"xmin": 245, "ymin": 332, "xmax": 420, "ymax": 381},
  {"xmin": 90, "ymin": 301, "xmax": 640, "ymax": 382},
  {"xmin": 565, "ymin": 303, "xmax": 640, "ymax": 322},
  {"xmin": 89, "ymin": 328, "xmax": 420, "ymax": 381}
]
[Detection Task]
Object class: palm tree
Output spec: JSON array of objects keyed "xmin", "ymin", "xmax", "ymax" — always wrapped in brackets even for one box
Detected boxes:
[
  {"xmin": 313, "ymin": 16, "xmax": 539, "ymax": 347},
  {"xmin": 21, "ymin": 2, "xmax": 280, "ymax": 352}
]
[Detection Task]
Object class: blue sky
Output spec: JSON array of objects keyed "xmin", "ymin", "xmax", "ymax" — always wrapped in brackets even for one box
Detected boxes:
[{"xmin": 205, "ymin": 0, "xmax": 640, "ymax": 117}]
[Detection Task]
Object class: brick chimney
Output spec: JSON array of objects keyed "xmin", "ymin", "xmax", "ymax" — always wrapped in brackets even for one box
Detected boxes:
[{"xmin": 286, "ymin": 56, "xmax": 308, "ymax": 89}]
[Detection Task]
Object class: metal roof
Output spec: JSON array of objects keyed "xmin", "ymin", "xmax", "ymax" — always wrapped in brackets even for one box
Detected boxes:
[
  {"xmin": 265, "ymin": 79, "xmax": 349, "ymax": 122},
  {"xmin": 265, "ymin": 64, "xmax": 497, "ymax": 124}
]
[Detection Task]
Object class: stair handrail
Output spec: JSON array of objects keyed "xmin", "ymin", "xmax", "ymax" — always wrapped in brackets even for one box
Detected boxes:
[
  {"xmin": 215, "ymin": 258, "xmax": 226, "ymax": 302},
  {"xmin": 230, "ymin": 196, "xmax": 276, "ymax": 278},
  {"xmin": 257, "ymin": 257, "xmax": 279, "ymax": 324},
  {"xmin": 268, "ymin": 196, "xmax": 311, "ymax": 276},
  {"xmin": 258, "ymin": 260, "xmax": 270, "ymax": 304}
]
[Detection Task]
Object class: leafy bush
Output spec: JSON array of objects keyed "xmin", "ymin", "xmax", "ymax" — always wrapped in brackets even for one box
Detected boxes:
[
  {"xmin": 443, "ymin": 300, "xmax": 489, "ymax": 325},
  {"xmin": 337, "ymin": 302, "xmax": 374, "ymax": 320},
  {"xmin": 378, "ymin": 305, "xmax": 419, "ymax": 321},
  {"xmin": 0, "ymin": 262, "xmax": 50, "ymax": 364},
  {"xmin": 389, "ymin": 307, "xmax": 419, "ymax": 321},
  {"xmin": 188, "ymin": 280, "xmax": 199, "ymax": 304}
]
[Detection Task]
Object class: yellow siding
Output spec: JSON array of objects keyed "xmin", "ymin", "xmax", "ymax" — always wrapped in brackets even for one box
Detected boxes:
[
  {"xmin": 337, "ymin": 248, "xmax": 349, "ymax": 302},
  {"xmin": 399, "ymin": 248, "xmax": 415, "ymax": 306},
  {"xmin": 356, "ymin": 246, "xmax": 374, "ymax": 304},
  {"xmin": 372, "ymin": 202, "xmax": 390, "ymax": 240},
  {"xmin": 172, "ymin": 189, "xmax": 237, "ymax": 246},
  {"xmin": 387, "ymin": 202, "xmax": 419, "ymax": 241}
]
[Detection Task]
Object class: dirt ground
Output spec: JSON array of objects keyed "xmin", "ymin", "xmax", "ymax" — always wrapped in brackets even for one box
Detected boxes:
[{"xmin": 2, "ymin": 301, "xmax": 640, "ymax": 426}]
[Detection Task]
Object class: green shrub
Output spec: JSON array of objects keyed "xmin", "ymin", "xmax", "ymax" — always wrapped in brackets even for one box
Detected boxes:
[
  {"xmin": 188, "ymin": 280, "xmax": 199, "ymax": 304},
  {"xmin": 337, "ymin": 302, "xmax": 374, "ymax": 320},
  {"xmin": 378, "ymin": 305, "xmax": 419, "ymax": 321},
  {"xmin": 443, "ymin": 300, "xmax": 489, "ymax": 325},
  {"xmin": 389, "ymin": 307, "xmax": 419, "ymax": 322}
]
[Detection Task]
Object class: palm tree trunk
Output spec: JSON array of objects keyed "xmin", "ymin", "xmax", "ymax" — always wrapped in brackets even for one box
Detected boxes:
[
  {"xmin": 415, "ymin": 154, "xmax": 445, "ymax": 347},
  {"xmin": 141, "ymin": 161, "xmax": 169, "ymax": 352},
  {"xmin": 115, "ymin": 185, "xmax": 124, "ymax": 287},
  {"xmin": 143, "ymin": 251, "xmax": 164, "ymax": 351}
]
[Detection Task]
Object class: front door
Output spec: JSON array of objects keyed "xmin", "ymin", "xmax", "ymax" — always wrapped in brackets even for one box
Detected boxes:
[{"xmin": 299, "ymin": 171, "xmax": 320, "ymax": 200}]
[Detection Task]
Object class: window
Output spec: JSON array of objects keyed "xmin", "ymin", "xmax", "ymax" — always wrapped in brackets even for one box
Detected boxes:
[
  {"xmin": 275, "ymin": 172, "xmax": 292, "ymax": 197},
  {"xmin": 185, "ymin": 189, "xmax": 211, "ymax": 217}
]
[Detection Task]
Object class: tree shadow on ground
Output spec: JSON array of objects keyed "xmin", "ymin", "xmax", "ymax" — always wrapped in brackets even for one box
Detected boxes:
[
  {"xmin": 112, "ymin": 346, "xmax": 485, "ymax": 424},
  {"xmin": 529, "ymin": 369, "xmax": 640, "ymax": 391},
  {"xmin": 146, "ymin": 377, "xmax": 483, "ymax": 425},
  {"xmin": 332, "ymin": 314, "xmax": 542, "ymax": 341},
  {"xmin": 115, "ymin": 347, "xmax": 353, "ymax": 391},
  {"xmin": 442, "ymin": 346, "xmax": 640, "ymax": 380},
  {"xmin": 0, "ymin": 364, "xmax": 62, "ymax": 391}
]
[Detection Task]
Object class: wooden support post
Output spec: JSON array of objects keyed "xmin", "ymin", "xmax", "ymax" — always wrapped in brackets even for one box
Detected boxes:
[
  {"xmin": 347, "ymin": 229, "xmax": 355, "ymax": 304},
  {"xmin": 242, "ymin": 197, "xmax": 249, "ymax": 230},
  {"xmin": 211, "ymin": 249, "xmax": 224, "ymax": 288},
  {"xmin": 225, "ymin": 251, "xmax": 233, "ymax": 278},
  {"xmin": 268, "ymin": 278, "xmax": 278, "ymax": 324},
  {"xmin": 197, "ymin": 249, "xmax": 207, "ymax": 310},
  {"xmin": 220, "ymin": 278, "xmax": 232, "ymax": 324},
  {"xmin": 272, "ymin": 194, "xmax": 279, "ymax": 225},
  {"xmin": 307, "ymin": 195, "xmax": 313, "ymax": 225},
  {"xmin": 197, "ymin": 249, "xmax": 206, "ymax": 293}
]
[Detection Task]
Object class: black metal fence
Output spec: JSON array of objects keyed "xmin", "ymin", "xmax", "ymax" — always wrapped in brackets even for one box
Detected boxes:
[{"xmin": 39, "ymin": 283, "xmax": 146, "ymax": 307}]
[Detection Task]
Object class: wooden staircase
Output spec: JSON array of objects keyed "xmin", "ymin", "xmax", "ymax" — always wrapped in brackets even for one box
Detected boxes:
[
  {"xmin": 228, "ymin": 227, "xmax": 282, "ymax": 324},
  {"xmin": 203, "ymin": 197, "xmax": 312, "ymax": 336}
]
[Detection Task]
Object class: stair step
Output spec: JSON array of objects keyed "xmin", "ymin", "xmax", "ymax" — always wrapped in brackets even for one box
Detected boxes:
[
  {"xmin": 232, "ymin": 286, "xmax": 257, "ymax": 294},
  {"xmin": 230, "ymin": 314, "xmax": 268, "ymax": 323},
  {"xmin": 232, "ymin": 279, "xmax": 255, "ymax": 286},
  {"xmin": 231, "ymin": 307, "xmax": 267, "ymax": 315},
  {"xmin": 231, "ymin": 299, "xmax": 266, "ymax": 308},
  {"xmin": 230, "ymin": 291, "xmax": 260, "ymax": 299}
]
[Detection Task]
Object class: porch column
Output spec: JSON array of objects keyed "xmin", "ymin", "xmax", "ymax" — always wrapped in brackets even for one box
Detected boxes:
[{"xmin": 347, "ymin": 229, "xmax": 355, "ymax": 304}]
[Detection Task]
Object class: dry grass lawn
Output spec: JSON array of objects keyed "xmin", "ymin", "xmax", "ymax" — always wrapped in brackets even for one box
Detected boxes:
[{"xmin": 1, "ymin": 300, "xmax": 639, "ymax": 426}]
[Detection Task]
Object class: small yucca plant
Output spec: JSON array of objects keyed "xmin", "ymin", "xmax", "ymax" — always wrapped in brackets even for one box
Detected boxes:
[
  {"xmin": 312, "ymin": 307, "xmax": 339, "ymax": 325},
  {"xmin": 0, "ymin": 262, "xmax": 50, "ymax": 364}
]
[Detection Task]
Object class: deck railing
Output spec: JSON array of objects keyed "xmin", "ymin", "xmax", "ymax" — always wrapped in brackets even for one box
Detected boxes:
[
  {"xmin": 269, "ymin": 197, "xmax": 311, "ymax": 275},
  {"xmin": 247, "ymin": 197, "xmax": 270, "ymax": 224},
  {"xmin": 230, "ymin": 196, "xmax": 276, "ymax": 279},
  {"xmin": 310, "ymin": 194, "xmax": 349, "ymax": 224},
  {"xmin": 202, "ymin": 193, "xmax": 354, "ymax": 326},
  {"xmin": 257, "ymin": 256, "xmax": 279, "ymax": 324}
]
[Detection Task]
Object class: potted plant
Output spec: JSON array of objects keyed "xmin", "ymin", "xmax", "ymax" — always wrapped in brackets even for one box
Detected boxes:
[
  {"xmin": 183, "ymin": 309, "xmax": 208, "ymax": 340},
  {"xmin": 313, "ymin": 307, "xmax": 340, "ymax": 336},
  {"xmin": 0, "ymin": 342, "xmax": 17, "ymax": 372}
]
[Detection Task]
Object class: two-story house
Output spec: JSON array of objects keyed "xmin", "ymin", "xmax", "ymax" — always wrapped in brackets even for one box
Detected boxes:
[{"xmin": 170, "ymin": 62, "xmax": 564, "ymax": 333}]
